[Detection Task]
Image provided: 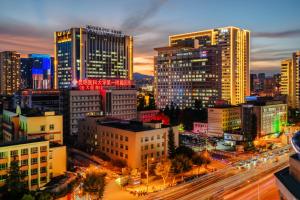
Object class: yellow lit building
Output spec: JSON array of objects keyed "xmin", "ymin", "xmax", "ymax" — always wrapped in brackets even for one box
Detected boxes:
[
  {"xmin": 0, "ymin": 139, "xmax": 66, "ymax": 190},
  {"xmin": 280, "ymin": 51, "xmax": 300, "ymax": 109},
  {"xmin": 208, "ymin": 106, "xmax": 241, "ymax": 137},
  {"xmin": 3, "ymin": 110, "xmax": 63, "ymax": 145},
  {"xmin": 78, "ymin": 117, "xmax": 179, "ymax": 169},
  {"xmin": 154, "ymin": 26, "xmax": 250, "ymax": 108}
]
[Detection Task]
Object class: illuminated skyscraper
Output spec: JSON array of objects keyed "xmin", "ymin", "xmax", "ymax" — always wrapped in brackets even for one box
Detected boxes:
[
  {"xmin": 54, "ymin": 25, "xmax": 133, "ymax": 89},
  {"xmin": 21, "ymin": 54, "xmax": 52, "ymax": 89},
  {"xmin": 280, "ymin": 51, "xmax": 300, "ymax": 109},
  {"xmin": 0, "ymin": 51, "xmax": 20, "ymax": 95},
  {"xmin": 154, "ymin": 26, "xmax": 250, "ymax": 108}
]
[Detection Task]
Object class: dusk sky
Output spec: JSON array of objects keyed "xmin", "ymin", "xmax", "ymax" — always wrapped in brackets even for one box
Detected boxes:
[{"xmin": 1, "ymin": 0, "xmax": 300, "ymax": 75}]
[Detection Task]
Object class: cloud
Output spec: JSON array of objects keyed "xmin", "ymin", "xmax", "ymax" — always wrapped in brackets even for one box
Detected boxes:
[
  {"xmin": 253, "ymin": 29, "xmax": 300, "ymax": 38},
  {"xmin": 121, "ymin": 0, "xmax": 168, "ymax": 32}
]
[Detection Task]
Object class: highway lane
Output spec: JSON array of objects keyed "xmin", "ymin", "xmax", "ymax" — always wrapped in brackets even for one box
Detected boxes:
[
  {"xmin": 145, "ymin": 145, "xmax": 290, "ymax": 200},
  {"xmin": 224, "ymin": 173, "xmax": 280, "ymax": 200}
]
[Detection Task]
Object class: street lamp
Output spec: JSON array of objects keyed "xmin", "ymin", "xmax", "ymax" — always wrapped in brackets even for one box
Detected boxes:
[{"xmin": 146, "ymin": 155, "xmax": 155, "ymax": 192}]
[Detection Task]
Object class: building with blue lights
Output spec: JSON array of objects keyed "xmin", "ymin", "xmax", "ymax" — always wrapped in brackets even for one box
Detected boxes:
[{"xmin": 20, "ymin": 54, "xmax": 52, "ymax": 90}]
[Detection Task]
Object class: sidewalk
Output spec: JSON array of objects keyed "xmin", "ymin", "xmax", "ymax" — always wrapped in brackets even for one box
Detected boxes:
[{"xmin": 103, "ymin": 180, "xmax": 137, "ymax": 200}]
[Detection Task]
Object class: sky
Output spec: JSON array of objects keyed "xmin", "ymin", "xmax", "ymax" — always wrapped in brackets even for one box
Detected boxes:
[{"xmin": 0, "ymin": 0, "xmax": 300, "ymax": 76}]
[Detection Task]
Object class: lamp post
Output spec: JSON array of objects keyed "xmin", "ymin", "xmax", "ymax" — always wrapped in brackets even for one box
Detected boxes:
[
  {"xmin": 146, "ymin": 155, "xmax": 155, "ymax": 192},
  {"xmin": 147, "ymin": 155, "xmax": 149, "ymax": 192}
]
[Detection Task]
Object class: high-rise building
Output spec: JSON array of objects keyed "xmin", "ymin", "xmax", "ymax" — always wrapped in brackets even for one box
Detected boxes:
[
  {"xmin": 20, "ymin": 54, "xmax": 52, "ymax": 90},
  {"xmin": 54, "ymin": 25, "xmax": 133, "ymax": 89},
  {"xmin": 280, "ymin": 51, "xmax": 300, "ymax": 109},
  {"xmin": 250, "ymin": 74, "xmax": 257, "ymax": 94},
  {"xmin": 154, "ymin": 46, "xmax": 222, "ymax": 108},
  {"xmin": 0, "ymin": 51, "xmax": 21, "ymax": 95},
  {"xmin": 154, "ymin": 26, "xmax": 250, "ymax": 108}
]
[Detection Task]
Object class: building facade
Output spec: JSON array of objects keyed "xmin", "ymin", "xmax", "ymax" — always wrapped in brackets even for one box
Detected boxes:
[
  {"xmin": 63, "ymin": 90, "xmax": 102, "ymax": 137},
  {"xmin": 193, "ymin": 122, "xmax": 208, "ymax": 135},
  {"xmin": 154, "ymin": 26, "xmax": 250, "ymax": 109},
  {"xmin": 0, "ymin": 139, "xmax": 66, "ymax": 190},
  {"xmin": 3, "ymin": 110, "xmax": 63, "ymax": 145},
  {"xmin": 154, "ymin": 46, "xmax": 222, "ymax": 108},
  {"xmin": 20, "ymin": 54, "xmax": 52, "ymax": 90},
  {"xmin": 0, "ymin": 51, "xmax": 21, "ymax": 95},
  {"xmin": 280, "ymin": 51, "xmax": 300, "ymax": 109},
  {"xmin": 243, "ymin": 97, "xmax": 288, "ymax": 138},
  {"xmin": 54, "ymin": 26, "xmax": 133, "ymax": 89},
  {"xmin": 78, "ymin": 117, "xmax": 179, "ymax": 169},
  {"xmin": 207, "ymin": 106, "xmax": 241, "ymax": 137},
  {"xmin": 13, "ymin": 89, "xmax": 63, "ymax": 114},
  {"xmin": 137, "ymin": 110, "xmax": 160, "ymax": 123}
]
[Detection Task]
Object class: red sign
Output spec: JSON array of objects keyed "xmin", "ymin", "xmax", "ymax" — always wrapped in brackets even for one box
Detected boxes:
[{"xmin": 78, "ymin": 79, "xmax": 133, "ymax": 90}]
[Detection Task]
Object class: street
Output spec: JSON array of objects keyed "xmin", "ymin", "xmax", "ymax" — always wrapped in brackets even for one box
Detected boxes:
[{"xmin": 144, "ymin": 145, "xmax": 290, "ymax": 200}]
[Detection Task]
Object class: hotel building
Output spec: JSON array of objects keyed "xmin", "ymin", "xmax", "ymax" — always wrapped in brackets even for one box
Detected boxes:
[
  {"xmin": 207, "ymin": 106, "xmax": 241, "ymax": 137},
  {"xmin": 0, "ymin": 139, "xmax": 66, "ymax": 190},
  {"xmin": 154, "ymin": 26, "xmax": 250, "ymax": 109},
  {"xmin": 54, "ymin": 25, "xmax": 133, "ymax": 89},
  {"xmin": 0, "ymin": 51, "xmax": 21, "ymax": 95},
  {"xmin": 2, "ymin": 109, "xmax": 63, "ymax": 145},
  {"xmin": 280, "ymin": 51, "xmax": 300, "ymax": 109},
  {"xmin": 78, "ymin": 117, "xmax": 179, "ymax": 169}
]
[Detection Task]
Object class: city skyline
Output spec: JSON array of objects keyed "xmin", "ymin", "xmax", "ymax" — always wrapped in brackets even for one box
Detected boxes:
[{"xmin": 0, "ymin": 0, "xmax": 300, "ymax": 76}]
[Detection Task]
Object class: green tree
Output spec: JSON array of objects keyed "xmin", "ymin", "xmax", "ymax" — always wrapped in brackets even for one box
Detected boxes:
[
  {"xmin": 172, "ymin": 155, "xmax": 193, "ymax": 181},
  {"xmin": 83, "ymin": 171, "xmax": 106, "ymax": 199},
  {"xmin": 168, "ymin": 127, "xmax": 176, "ymax": 159},
  {"xmin": 155, "ymin": 160, "xmax": 171, "ymax": 188},
  {"xmin": 137, "ymin": 95, "xmax": 145, "ymax": 111},
  {"xmin": 5, "ymin": 156, "xmax": 27, "ymax": 199},
  {"xmin": 192, "ymin": 154, "xmax": 203, "ymax": 175},
  {"xmin": 175, "ymin": 145, "xmax": 195, "ymax": 157},
  {"xmin": 21, "ymin": 194, "xmax": 35, "ymax": 200},
  {"xmin": 35, "ymin": 191, "xmax": 53, "ymax": 200},
  {"xmin": 147, "ymin": 94, "xmax": 156, "ymax": 110}
]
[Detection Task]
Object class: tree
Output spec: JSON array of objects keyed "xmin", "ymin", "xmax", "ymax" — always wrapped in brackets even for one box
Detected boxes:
[
  {"xmin": 192, "ymin": 154, "xmax": 203, "ymax": 175},
  {"xmin": 137, "ymin": 95, "xmax": 145, "ymax": 111},
  {"xmin": 175, "ymin": 145, "xmax": 195, "ymax": 158},
  {"xmin": 35, "ymin": 191, "xmax": 53, "ymax": 200},
  {"xmin": 155, "ymin": 160, "xmax": 171, "ymax": 188},
  {"xmin": 5, "ymin": 156, "xmax": 27, "ymax": 199},
  {"xmin": 172, "ymin": 155, "xmax": 193, "ymax": 180},
  {"xmin": 21, "ymin": 194, "xmax": 35, "ymax": 200},
  {"xmin": 83, "ymin": 171, "xmax": 106, "ymax": 199},
  {"xmin": 200, "ymin": 151, "xmax": 211, "ymax": 169},
  {"xmin": 168, "ymin": 127, "xmax": 176, "ymax": 159},
  {"xmin": 147, "ymin": 94, "xmax": 156, "ymax": 110}
]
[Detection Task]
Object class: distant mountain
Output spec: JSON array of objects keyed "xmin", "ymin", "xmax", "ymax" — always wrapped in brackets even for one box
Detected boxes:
[{"xmin": 133, "ymin": 72, "xmax": 153, "ymax": 80}]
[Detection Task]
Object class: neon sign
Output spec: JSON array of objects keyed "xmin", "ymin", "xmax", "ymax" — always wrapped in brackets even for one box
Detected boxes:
[{"xmin": 77, "ymin": 79, "xmax": 133, "ymax": 90}]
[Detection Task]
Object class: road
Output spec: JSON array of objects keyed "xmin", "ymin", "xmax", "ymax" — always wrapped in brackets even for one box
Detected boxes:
[
  {"xmin": 224, "ymin": 173, "xmax": 280, "ymax": 200},
  {"xmin": 144, "ymin": 145, "xmax": 290, "ymax": 200}
]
